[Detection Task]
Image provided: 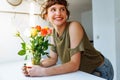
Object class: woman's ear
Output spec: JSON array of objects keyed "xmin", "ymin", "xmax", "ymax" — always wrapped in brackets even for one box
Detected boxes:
[
  {"xmin": 66, "ymin": 15, "xmax": 68, "ymax": 20},
  {"xmin": 44, "ymin": 14, "xmax": 48, "ymax": 21}
]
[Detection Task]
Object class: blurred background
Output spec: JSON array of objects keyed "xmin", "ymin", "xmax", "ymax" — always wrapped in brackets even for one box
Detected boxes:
[{"xmin": 0, "ymin": 0, "xmax": 120, "ymax": 80}]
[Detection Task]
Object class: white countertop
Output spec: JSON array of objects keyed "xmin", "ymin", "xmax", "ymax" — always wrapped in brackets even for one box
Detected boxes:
[{"xmin": 0, "ymin": 61, "xmax": 106, "ymax": 80}]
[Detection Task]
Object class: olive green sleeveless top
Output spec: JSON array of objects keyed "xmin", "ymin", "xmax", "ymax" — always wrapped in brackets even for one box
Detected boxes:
[{"xmin": 51, "ymin": 22, "xmax": 104, "ymax": 73}]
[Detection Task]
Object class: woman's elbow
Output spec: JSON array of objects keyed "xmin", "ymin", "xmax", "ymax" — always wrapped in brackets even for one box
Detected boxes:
[{"xmin": 70, "ymin": 62, "xmax": 80, "ymax": 72}]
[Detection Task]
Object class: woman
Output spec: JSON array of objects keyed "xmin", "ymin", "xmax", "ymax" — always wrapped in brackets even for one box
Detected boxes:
[{"xmin": 23, "ymin": 0, "xmax": 114, "ymax": 80}]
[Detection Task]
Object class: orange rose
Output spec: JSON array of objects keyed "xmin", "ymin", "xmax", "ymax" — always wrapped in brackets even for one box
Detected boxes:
[
  {"xmin": 41, "ymin": 28, "xmax": 48, "ymax": 36},
  {"xmin": 35, "ymin": 25, "xmax": 41, "ymax": 32}
]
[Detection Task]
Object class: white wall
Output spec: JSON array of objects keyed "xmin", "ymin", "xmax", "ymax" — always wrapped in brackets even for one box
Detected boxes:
[
  {"xmin": 115, "ymin": 0, "xmax": 120, "ymax": 79},
  {"xmin": 81, "ymin": 10, "xmax": 93, "ymax": 40},
  {"xmin": 0, "ymin": 0, "xmax": 47, "ymax": 63},
  {"xmin": 92, "ymin": 0, "xmax": 120, "ymax": 80}
]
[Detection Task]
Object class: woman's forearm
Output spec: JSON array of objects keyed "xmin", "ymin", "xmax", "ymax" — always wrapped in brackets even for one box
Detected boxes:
[
  {"xmin": 43, "ymin": 53, "xmax": 80, "ymax": 76},
  {"xmin": 43, "ymin": 61, "xmax": 79, "ymax": 76},
  {"xmin": 41, "ymin": 58, "xmax": 57, "ymax": 67}
]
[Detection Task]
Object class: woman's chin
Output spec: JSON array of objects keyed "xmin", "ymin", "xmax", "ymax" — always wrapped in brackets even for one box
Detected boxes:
[{"xmin": 53, "ymin": 21, "xmax": 66, "ymax": 26}]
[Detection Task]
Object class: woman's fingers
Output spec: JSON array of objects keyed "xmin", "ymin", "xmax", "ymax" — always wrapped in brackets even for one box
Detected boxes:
[{"xmin": 22, "ymin": 65, "xmax": 32, "ymax": 76}]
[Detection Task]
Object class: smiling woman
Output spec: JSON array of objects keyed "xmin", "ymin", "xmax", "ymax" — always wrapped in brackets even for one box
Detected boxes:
[{"xmin": 21, "ymin": 1, "xmax": 114, "ymax": 80}]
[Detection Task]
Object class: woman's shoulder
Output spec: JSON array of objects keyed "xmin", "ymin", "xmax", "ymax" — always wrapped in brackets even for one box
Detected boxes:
[
  {"xmin": 68, "ymin": 21, "xmax": 83, "ymax": 32},
  {"xmin": 69, "ymin": 21, "xmax": 82, "ymax": 25}
]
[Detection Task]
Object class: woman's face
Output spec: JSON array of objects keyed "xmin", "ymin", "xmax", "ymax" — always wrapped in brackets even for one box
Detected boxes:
[{"xmin": 47, "ymin": 4, "xmax": 67, "ymax": 27}]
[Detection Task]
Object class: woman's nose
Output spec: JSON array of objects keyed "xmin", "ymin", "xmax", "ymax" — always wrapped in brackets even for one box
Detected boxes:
[{"xmin": 55, "ymin": 10, "xmax": 61, "ymax": 15}]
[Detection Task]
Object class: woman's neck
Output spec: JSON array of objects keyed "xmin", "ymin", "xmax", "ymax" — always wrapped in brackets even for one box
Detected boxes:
[{"xmin": 53, "ymin": 22, "xmax": 67, "ymax": 37}]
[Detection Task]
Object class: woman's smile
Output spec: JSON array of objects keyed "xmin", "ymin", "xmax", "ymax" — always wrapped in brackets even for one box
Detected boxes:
[{"xmin": 54, "ymin": 17, "xmax": 63, "ymax": 21}]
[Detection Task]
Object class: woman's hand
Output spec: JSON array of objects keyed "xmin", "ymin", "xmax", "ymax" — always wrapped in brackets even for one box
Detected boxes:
[
  {"xmin": 22, "ymin": 64, "xmax": 46, "ymax": 77},
  {"xmin": 22, "ymin": 64, "xmax": 32, "ymax": 76}
]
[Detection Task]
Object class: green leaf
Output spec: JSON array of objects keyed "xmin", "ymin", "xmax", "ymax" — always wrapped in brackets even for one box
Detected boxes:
[
  {"xmin": 21, "ymin": 42, "xmax": 26, "ymax": 50},
  {"xmin": 43, "ymin": 45, "xmax": 48, "ymax": 50},
  {"xmin": 18, "ymin": 50, "xmax": 26, "ymax": 56}
]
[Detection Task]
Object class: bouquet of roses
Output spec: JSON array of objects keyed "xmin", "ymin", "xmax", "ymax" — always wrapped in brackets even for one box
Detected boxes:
[{"xmin": 15, "ymin": 25, "xmax": 52, "ymax": 65}]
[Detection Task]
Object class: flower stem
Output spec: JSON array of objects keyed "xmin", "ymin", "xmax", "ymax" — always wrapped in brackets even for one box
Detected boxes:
[{"xmin": 19, "ymin": 35, "xmax": 25, "ymax": 43}]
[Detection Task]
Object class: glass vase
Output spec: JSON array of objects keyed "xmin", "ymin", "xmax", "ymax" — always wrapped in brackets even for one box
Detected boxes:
[{"xmin": 31, "ymin": 55, "xmax": 41, "ymax": 65}]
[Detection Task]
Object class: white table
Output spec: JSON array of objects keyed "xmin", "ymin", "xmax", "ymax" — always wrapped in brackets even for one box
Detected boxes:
[{"xmin": 0, "ymin": 61, "xmax": 106, "ymax": 80}]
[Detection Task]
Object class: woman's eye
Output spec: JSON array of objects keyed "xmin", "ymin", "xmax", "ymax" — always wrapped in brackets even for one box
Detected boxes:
[
  {"xmin": 61, "ymin": 8, "xmax": 65, "ymax": 11},
  {"xmin": 51, "ymin": 8, "xmax": 56, "ymax": 12},
  {"xmin": 50, "ymin": 7, "xmax": 66, "ymax": 12}
]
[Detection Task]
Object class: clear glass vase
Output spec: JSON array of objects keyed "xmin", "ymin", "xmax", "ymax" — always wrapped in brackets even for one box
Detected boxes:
[{"xmin": 31, "ymin": 55, "xmax": 41, "ymax": 65}]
